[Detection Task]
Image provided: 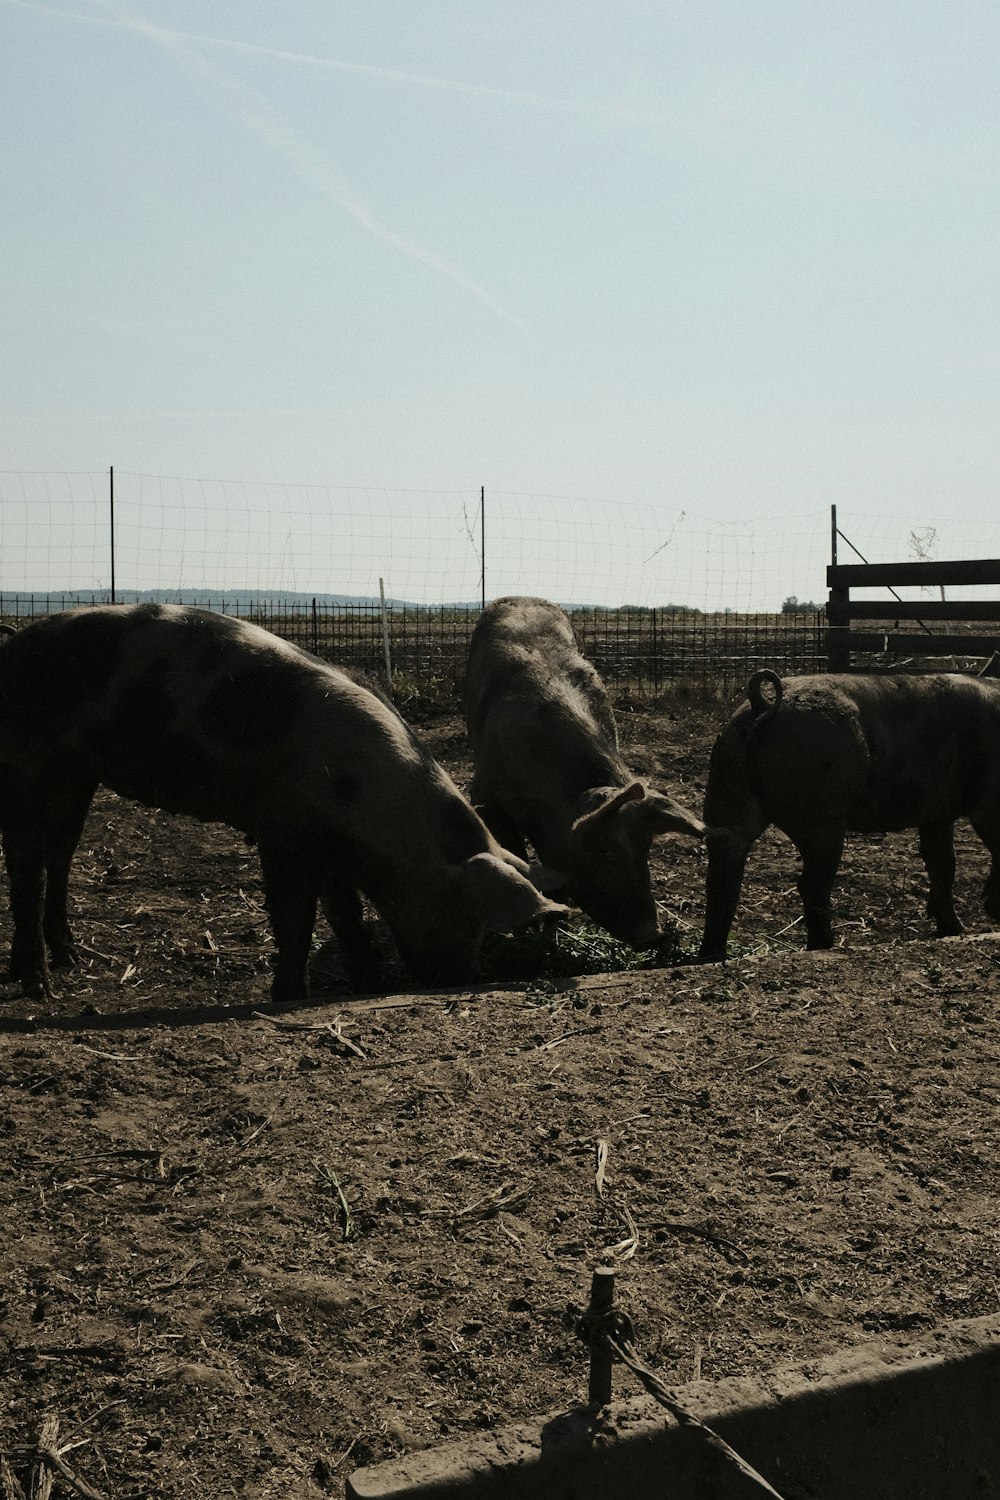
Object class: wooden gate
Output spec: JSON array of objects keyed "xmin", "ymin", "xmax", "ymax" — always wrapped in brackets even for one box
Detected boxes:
[{"xmin": 826, "ymin": 558, "xmax": 1000, "ymax": 672}]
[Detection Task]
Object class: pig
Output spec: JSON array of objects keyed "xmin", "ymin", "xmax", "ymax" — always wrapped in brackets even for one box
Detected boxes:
[
  {"xmin": 699, "ymin": 667, "xmax": 1000, "ymax": 961},
  {"xmin": 0, "ymin": 603, "xmax": 568, "ymax": 1002},
  {"xmin": 463, "ymin": 596, "xmax": 704, "ymax": 948}
]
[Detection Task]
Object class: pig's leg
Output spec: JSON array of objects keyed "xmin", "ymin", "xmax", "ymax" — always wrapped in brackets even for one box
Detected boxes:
[
  {"xmin": 698, "ymin": 830, "xmax": 752, "ymax": 961},
  {"xmin": 43, "ymin": 781, "xmax": 97, "ymax": 968},
  {"xmin": 918, "ymin": 820, "xmax": 963, "ymax": 937},
  {"xmin": 320, "ymin": 880, "xmax": 382, "ymax": 993},
  {"xmin": 984, "ymin": 860, "xmax": 1000, "ymax": 925},
  {"xmin": 969, "ymin": 812, "xmax": 1000, "ymax": 924},
  {"xmin": 795, "ymin": 830, "xmax": 844, "ymax": 949},
  {"xmin": 3, "ymin": 812, "xmax": 50, "ymax": 998},
  {"xmin": 257, "ymin": 836, "xmax": 320, "ymax": 1003}
]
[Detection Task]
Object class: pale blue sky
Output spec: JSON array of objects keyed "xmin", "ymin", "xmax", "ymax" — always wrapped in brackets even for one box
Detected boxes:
[{"xmin": 2, "ymin": 2, "xmax": 998, "ymax": 602}]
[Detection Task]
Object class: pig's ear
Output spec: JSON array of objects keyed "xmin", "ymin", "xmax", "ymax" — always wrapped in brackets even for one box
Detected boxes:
[
  {"xmin": 635, "ymin": 789, "xmax": 704, "ymax": 840},
  {"xmin": 600, "ymin": 781, "xmax": 646, "ymax": 814},
  {"xmin": 572, "ymin": 781, "xmax": 645, "ymax": 836},
  {"xmin": 589, "ymin": 782, "xmax": 645, "ymax": 819},
  {"xmin": 465, "ymin": 852, "xmax": 571, "ymax": 934}
]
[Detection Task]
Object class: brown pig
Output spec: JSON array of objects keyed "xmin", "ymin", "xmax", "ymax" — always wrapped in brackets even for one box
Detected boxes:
[
  {"xmin": 464, "ymin": 596, "xmax": 703, "ymax": 948},
  {"xmin": 0, "ymin": 604, "xmax": 568, "ymax": 1001},
  {"xmin": 699, "ymin": 667, "xmax": 1000, "ymax": 960}
]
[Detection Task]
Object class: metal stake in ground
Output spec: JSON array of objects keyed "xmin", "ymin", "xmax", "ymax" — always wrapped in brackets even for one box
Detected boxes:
[{"xmin": 583, "ymin": 1264, "xmax": 616, "ymax": 1407}]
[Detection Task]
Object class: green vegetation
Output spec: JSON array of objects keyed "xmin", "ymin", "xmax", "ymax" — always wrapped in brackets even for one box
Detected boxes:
[
  {"xmin": 781, "ymin": 595, "xmax": 823, "ymax": 614},
  {"xmin": 477, "ymin": 917, "xmax": 694, "ymax": 984}
]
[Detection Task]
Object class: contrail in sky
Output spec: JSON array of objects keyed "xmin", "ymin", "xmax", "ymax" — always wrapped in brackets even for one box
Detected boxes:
[
  {"xmin": 6, "ymin": 0, "xmax": 953, "ymax": 191},
  {"xmin": 9, "ymin": 0, "xmax": 527, "ymax": 326},
  {"xmin": 3, "ymin": 0, "xmax": 667, "ymax": 125}
]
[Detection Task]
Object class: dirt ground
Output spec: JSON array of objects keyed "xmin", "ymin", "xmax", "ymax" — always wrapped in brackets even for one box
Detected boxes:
[{"xmin": 2, "ymin": 701, "xmax": 1000, "ymax": 1499}]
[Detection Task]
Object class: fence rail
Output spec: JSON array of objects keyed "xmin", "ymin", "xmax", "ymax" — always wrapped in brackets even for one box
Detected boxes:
[
  {"xmin": 826, "ymin": 557, "xmax": 1000, "ymax": 671},
  {"xmin": 0, "ymin": 594, "xmax": 828, "ymax": 698}
]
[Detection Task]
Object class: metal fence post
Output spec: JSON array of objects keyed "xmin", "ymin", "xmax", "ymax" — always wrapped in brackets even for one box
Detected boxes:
[
  {"xmin": 587, "ymin": 1265, "xmax": 615, "ymax": 1407},
  {"xmin": 109, "ymin": 465, "xmax": 116, "ymax": 604}
]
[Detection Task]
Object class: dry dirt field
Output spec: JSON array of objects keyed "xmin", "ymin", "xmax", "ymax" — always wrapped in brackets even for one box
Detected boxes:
[{"xmin": 2, "ymin": 701, "xmax": 1000, "ymax": 1499}]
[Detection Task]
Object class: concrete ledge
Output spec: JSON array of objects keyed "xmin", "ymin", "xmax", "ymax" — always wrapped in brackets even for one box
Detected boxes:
[{"xmin": 347, "ymin": 1314, "xmax": 1000, "ymax": 1499}]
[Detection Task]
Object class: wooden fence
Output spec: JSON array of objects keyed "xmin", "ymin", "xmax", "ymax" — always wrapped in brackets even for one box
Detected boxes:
[{"xmin": 826, "ymin": 559, "xmax": 1000, "ymax": 671}]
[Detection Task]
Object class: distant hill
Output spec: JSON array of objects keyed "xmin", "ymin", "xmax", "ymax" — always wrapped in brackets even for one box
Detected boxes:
[
  {"xmin": 0, "ymin": 588, "xmax": 466, "ymax": 612},
  {"xmin": 0, "ymin": 591, "xmax": 702, "ymax": 614}
]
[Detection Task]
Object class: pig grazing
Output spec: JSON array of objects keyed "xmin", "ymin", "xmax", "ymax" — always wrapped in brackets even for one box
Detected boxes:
[
  {"xmin": 464, "ymin": 597, "xmax": 704, "ymax": 948},
  {"xmin": 699, "ymin": 668, "xmax": 1000, "ymax": 961},
  {"xmin": 0, "ymin": 604, "xmax": 568, "ymax": 1002}
]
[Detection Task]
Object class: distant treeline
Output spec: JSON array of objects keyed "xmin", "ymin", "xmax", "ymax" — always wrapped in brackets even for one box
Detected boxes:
[{"xmin": 0, "ymin": 591, "xmax": 825, "ymax": 618}]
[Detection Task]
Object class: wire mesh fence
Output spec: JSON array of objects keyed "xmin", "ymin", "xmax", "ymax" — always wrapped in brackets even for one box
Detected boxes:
[
  {"xmin": 4, "ymin": 468, "xmax": 999, "ymax": 698},
  {"xmin": 0, "ymin": 470, "xmax": 837, "ymax": 613},
  {"xmin": 0, "ymin": 592, "xmax": 826, "ymax": 698}
]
